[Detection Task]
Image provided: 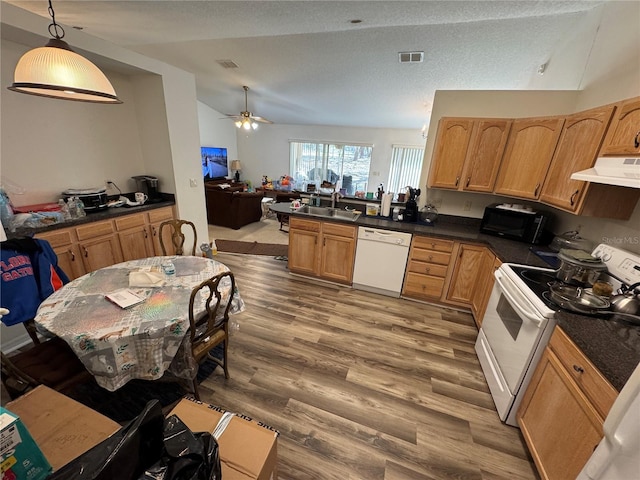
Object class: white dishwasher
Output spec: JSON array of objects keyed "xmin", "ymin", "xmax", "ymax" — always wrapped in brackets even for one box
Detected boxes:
[{"xmin": 352, "ymin": 227, "xmax": 412, "ymax": 298}]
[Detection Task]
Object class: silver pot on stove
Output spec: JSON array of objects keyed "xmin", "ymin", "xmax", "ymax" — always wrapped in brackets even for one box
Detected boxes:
[{"xmin": 555, "ymin": 249, "xmax": 607, "ymax": 286}]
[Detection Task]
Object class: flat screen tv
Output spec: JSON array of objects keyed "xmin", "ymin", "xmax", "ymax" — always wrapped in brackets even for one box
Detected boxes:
[{"xmin": 201, "ymin": 147, "xmax": 228, "ymax": 181}]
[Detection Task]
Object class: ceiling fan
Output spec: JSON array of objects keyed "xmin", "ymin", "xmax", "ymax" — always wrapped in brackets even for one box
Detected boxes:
[{"xmin": 224, "ymin": 85, "xmax": 273, "ymax": 130}]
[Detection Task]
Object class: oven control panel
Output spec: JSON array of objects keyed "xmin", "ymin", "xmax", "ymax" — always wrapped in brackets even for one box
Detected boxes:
[{"xmin": 592, "ymin": 243, "xmax": 640, "ymax": 286}]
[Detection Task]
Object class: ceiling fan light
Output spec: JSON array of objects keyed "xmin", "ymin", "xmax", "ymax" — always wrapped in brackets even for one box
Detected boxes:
[
  {"xmin": 242, "ymin": 120, "xmax": 251, "ymax": 130},
  {"xmin": 9, "ymin": 38, "xmax": 121, "ymax": 104},
  {"xmin": 234, "ymin": 120, "xmax": 242, "ymax": 128},
  {"xmin": 251, "ymin": 122, "xmax": 258, "ymax": 130}
]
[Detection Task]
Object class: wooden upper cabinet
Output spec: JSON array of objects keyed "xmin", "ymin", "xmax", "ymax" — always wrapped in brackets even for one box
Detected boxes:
[
  {"xmin": 428, "ymin": 118, "xmax": 474, "ymax": 189},
  {"xmin": 461, "ymin": 119, "xmax": 512, "ymax": 192},
  {"xmin": 539, "ymin": 105, "xmax": 615, "ymax": 212},
  {"xmin": 600, "ymin": 96, "xmax": 640, "ymax": 155},
  {"xmin": 494, "ymin": 116, "xmax": 564, "ymax": 199}
]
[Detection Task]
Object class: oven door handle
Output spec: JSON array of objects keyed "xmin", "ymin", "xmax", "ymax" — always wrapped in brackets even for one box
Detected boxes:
[{"xmin": 495, "ymin": 272, "xmax": 544, "ymax": 326}]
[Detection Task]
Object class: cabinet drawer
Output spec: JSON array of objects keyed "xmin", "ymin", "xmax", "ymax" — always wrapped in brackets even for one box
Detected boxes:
[
  {"xmin": 403, "ymin": 272, "xmax": 445, "ymax": 299},
  {"xmin": 549, "ymin": 327, "xmax": 618, "ymax": 418},
  {"xmin": 36, "ymin": 228, "xmax": 74, "ymax": 248},
  {"xmin": 323, "ymin": 222, "xmax": 356, "ymax": 239},
  {"xmin": 147, "ymin": 207, "xmax": 174, "ymax": 224},
  {"xmin": 290, "ymin": 217, "xmax": 321, "ymax": 233},
  {"xmin": 410, "ymin": 248, "xmax": 451, "ymax": 266},
  {"xmin": 412, "ymin": 236, "xmax": 454, "ymax": 253},
  {"xmin": 115, "ymin": 213, "xmax": 146, "ymax": 231},
  {"xmin": 75, "ymin": 220, "xmax": 116, "ymax": 241},
  {"xmin": 407, "ymin": 260, "xmax": 448, "ymax": 278}
]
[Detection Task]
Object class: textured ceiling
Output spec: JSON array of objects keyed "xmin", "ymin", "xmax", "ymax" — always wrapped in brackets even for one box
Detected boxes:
[{"xmin": 5, "ymin": 1, "xmax": 608, "ymax": 129}]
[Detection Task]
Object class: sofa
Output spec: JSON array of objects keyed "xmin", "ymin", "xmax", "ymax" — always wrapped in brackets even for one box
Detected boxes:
[{"xmin": 205, "ymin": 183, "xmax": 264, "ymax": 230}]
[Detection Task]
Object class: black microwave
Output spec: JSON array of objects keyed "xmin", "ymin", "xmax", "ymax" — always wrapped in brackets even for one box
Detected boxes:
[{"xmin": 480, "ymin": 204, "xmax": 549, "ymax": 244}]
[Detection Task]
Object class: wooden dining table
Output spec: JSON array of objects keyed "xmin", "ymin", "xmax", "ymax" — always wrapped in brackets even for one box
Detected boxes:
[{"xmin": 35, "ymin": 255, "xmax": 244, "ymax": 391}]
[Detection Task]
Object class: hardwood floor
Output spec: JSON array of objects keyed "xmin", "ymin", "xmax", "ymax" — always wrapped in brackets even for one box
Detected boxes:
[{"xmin": 201, "ymin": 252, "xmax": 538, "ymax": 480}]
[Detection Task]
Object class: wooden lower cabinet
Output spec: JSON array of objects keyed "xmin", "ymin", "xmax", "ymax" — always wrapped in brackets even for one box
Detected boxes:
[
  {"xmin": 288, "ymin": 217, "xmax": 356, "ymax": 284},
  {"xmin": 446, "ymin": 244, "xmax": 491, "ymax": 305},
  {"xmin": 147, "ymin": 207, "xmax": 176, "ymax": 256},
  {"xmin": 517, "ymin": 327, "xmax": 618, "ymax": 480},
  {"xmin": 36, "ymin": 206, "xmax": 175, "ymax": 278},
  {"xmin": 36, "ymin": 229, "xmax": 85, "ymax": 280},
  {"xmin": 470, "ymin": 252, "xmax": 499, "ymax": 327},
  {"xmin": 402, "ymin": 236, "xmax": 453, "ymax": 301}
]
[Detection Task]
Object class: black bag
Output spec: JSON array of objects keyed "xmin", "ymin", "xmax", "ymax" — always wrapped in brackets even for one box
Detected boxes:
[{"xmin": 47, "ymin": 400, "xmax": 222, "ymax": 480}]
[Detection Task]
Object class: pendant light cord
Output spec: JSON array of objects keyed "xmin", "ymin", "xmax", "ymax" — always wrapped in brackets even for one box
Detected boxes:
[{"xmin": 47, "ymin": 0, "xmax": 65, "ymax": 40}]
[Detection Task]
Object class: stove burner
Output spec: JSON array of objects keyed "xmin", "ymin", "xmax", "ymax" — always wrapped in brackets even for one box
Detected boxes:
[{"xmin": 520, "ymin": 269, "xmax": 557, "ymax": 285}]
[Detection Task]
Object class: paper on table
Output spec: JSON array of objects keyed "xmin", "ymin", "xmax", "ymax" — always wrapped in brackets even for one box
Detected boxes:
[
  {"xmin": 105, "ymin": 289, "xmax": 145, "ymax": 309},
  {"xmin": 129, "ymin": 271, "xmax": 165, "ymax": 287}
]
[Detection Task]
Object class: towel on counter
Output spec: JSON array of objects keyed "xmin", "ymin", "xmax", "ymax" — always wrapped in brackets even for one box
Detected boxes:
[
  {"xmin": 129, "ymin": 271, "xmax": 165, "ymax": 287},
  {"xmin": 560, "ymin": 249, "xmax": 602, "ymax": 263}
]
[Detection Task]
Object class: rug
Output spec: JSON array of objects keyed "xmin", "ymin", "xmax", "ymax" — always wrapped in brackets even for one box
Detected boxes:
[{"xmin": 215, "ymin": 239, "xmax": 288, "ymax": 257}]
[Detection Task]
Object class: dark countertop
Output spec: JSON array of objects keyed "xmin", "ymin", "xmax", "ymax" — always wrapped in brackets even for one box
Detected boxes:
[
  {"xmin": 556, "ymin": 311, "xmax": 640, "ymax": 391},
  {"xmin": 272, "ymin": 201, "xmax": 640, "ymax": 391},
  {"xmin": 270, "ymin": 201, "xmax": 549, "ymax": 267},
  {"xmin": 7, "ymin": 197, "xmax": 175, "ymax": 238}
]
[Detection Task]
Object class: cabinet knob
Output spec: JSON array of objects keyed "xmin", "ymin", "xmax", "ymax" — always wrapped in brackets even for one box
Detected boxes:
[
  {"xmin": 570, "ymin": 189, "xmax": 579, "ymax": 206},
  {"xmin": 425, "ymin": 267, "xmax": 430, "ymax": 273},
  {"xmin": 573, "ymin": 365, "xmax": 584, "ymax": 374},
  {"xmin": 69, "ymin": 250, "xmax": 75, "ymax": 261},
  {"xmin": 152, "ymin": 226, "xmax": 158, "ymax": 237},
  {"xmin": 466, "ymin": 177, "xmax": 471, "ymax": 188},
  {"xmin": 144, "ymin": 228, "xmax": 148, "ymax": 239},
  {"xmin": 635, "ymin": 130, "xmax": 640, "ymax": 148},
  {"xmin": 82, "ymin": 246, "xmax": 89, "ymax": 258},
  {"xmin": 428, "ymin": 255, "xmax": 433, "ymax": 261},
  {"xmin": 534, "ymin": 183, "xmax": 540, "ymax": 197},
  {"xmin": 455, "ymin": 176, "xmax": 460, "ymax": 187}
]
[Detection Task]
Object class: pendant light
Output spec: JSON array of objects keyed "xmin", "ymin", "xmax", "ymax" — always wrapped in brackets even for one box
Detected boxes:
[{"xmin": 8, "ymin": 0, "xmax": 122, "ymax": 104}]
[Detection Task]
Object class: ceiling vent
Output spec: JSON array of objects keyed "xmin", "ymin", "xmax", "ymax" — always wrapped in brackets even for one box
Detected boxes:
[
  {"xmin": 398, "ymin": 51, "xmax": 424, "ymax": 63},
  {"xmin": 216, "ymin": 59, "xmax": 239, "ymax": 69}
]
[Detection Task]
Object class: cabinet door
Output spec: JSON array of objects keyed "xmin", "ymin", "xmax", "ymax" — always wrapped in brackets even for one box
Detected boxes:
[
  {"xmin": 51, "ymin": 243, "xmax": 85, "ymax": 281},
  {"xmin": 540, "ymin": 105, "xmax": 615, "ymax": 212},
  {"xmin": 320, "ymin": 234, "xmax": 355, "ymax": 284},
  {"xmin": 119, "ymin": 226, "xmax": 154, "ymax": 261},
  {"xmin": 428, "ymin": 118, "xmax": 474, "ymax": 189},
  {"xmin": 600, "ymin": 96, "xmax": 640, "ymax": 155},
  {"xmin": 35, "ymin": 229, "xmax": 85, "ymax": 280},
  {"xmin": 470, "ymin": 250, "xmax": 497, "ymax": 326},
  {"xmin": 462, "ymin": 119, "xmax": 511, "ymax": 192},
  {"xmin": 149, "ymin": 222, "xmax": 174, "ymax": 256},
  {"xmin": 518, "ymin": 349, "xmax": 604, "ymax": 480},
  {"xmin": 78, "ymin": 236, "xmax": 123, "ymax": 272},
  {"xmin": 446, "ymin": 244, "xmax": 487, "ymax": 305},
  {"xmin": 288, "ymin": 229, "xmax": 319, "ymax": 275},
  {"xmin": 494, "ymin": 117, "xmax": 564, "ymax": 199}
]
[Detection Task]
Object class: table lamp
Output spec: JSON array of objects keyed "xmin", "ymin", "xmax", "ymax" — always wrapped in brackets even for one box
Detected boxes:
[{"xmin": 231, "ymin": 160, "xmax": 242, "ymax": 183}]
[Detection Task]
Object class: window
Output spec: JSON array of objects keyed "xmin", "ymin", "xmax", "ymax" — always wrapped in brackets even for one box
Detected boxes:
[
  {"xmin": 289, "ymin": 141, "xmax": 372, "ymax": 195},
  {"xmin": 387, "ymin": 145, "xmax": 424, "ymax": 195}
]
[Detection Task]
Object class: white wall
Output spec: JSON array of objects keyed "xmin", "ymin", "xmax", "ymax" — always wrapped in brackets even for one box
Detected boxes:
[
  {"xmin": 197, "ymin": 101, "xmax": 239, "ymax": 178},
  {"xmin": 236, "ymin": 123, "xmax": 426, "ymax": 192}
]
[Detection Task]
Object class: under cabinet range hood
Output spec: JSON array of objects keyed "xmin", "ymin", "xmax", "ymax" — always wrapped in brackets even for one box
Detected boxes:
[{"xmin": 571, "ymin": 157, "xmax": 640, "ymax": 188}]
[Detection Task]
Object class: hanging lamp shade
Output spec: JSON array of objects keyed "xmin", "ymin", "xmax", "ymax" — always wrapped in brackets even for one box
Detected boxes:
[{"xmin": 9, "ymin": 38, "xmax": 122, "ymax": 103}]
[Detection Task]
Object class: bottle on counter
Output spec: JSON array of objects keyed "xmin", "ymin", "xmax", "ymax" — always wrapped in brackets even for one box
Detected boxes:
[
  {"xmin": 58, "ymin": 199, "xmax": 71, "ymax": 221},
  {"xmin": 75, "ymin": 197, "xmax": 86, "ymax": 218},
  {"xmin": 67, "ymin": 197, "xmax": 78, "ymax": 218}
]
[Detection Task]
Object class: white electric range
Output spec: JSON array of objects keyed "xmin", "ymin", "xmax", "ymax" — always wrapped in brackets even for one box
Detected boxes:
[{"xmin": 475, "ymin": 243, "xmax": 640, "ymax": 426}]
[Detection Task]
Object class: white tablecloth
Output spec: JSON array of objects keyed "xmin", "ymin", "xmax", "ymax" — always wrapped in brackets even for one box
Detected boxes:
[{"xmin": 35, "ymin": 256, "xmax": 244, "ymax": 391}]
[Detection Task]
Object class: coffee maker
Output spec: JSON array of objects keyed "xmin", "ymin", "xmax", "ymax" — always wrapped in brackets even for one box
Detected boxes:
[
  {"xmin": 402, "ymin": 187, "xmax": 420, "ymax": 222},
  {"xmin": 132, "ymin": 175, "xmax": 162, "ymax": 203}
]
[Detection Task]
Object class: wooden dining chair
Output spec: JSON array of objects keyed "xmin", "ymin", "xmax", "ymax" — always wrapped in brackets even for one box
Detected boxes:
[
  {"xmin": 159, "ymin": 219, "xmax": 197, "ymax": 256},
  {"xmin": 1, "ymin": 337, "xmax": 94, "ymax": 400},
  {"xmin": 188, "ymin": 271, "xmax": 235, "ymax": 400}
]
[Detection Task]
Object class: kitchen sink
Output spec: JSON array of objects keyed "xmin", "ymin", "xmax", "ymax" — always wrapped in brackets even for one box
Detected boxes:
[{"xmin": 296, "ymin": 205, "xmax": 361, "ymax": 222}]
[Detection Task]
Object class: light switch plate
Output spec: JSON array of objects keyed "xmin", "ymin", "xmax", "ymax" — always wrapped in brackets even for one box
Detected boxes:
[{"xmin": 189, "ymin": 178, "xmax": 198, "ymax": 187}]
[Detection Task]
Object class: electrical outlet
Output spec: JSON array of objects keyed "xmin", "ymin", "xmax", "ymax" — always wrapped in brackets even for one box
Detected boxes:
[
  {"xmin": 189, "ymin": 178, "xmax": 198, "ymax": 187},
  {"xmin": 463, "ymin": 200, "xmax": 472, "ymax": 211}
]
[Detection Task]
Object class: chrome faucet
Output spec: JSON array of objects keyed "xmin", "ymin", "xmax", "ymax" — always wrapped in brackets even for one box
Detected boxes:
[{"xmin": 331, "ymin": 191, "xmax": 344, "ymax": 208}]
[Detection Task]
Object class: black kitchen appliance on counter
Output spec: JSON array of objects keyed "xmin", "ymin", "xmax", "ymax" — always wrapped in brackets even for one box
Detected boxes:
[
  {"xmin": 62, "ymin": 187, "xmax": 108, "ymax": 212},
  {"xmin": 132, "ymin": 175, "xmax": 163, "ymax": 203},
  {"xmin": 401, "ymin": 187, "xmax": 420, "ymax": 222}
]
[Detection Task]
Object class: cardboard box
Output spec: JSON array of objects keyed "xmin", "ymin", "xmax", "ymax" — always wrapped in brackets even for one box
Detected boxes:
[
  {"xmin": 169, "ymin": 397, "xmax": 278, "ymax": 480},
  {"xmin": 0, "ymin": 407, "xmax": 52, "ymax": 480},
  {"xmin": 5, "ymin": 386, "xmax": 120, "ymax": 471}
]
